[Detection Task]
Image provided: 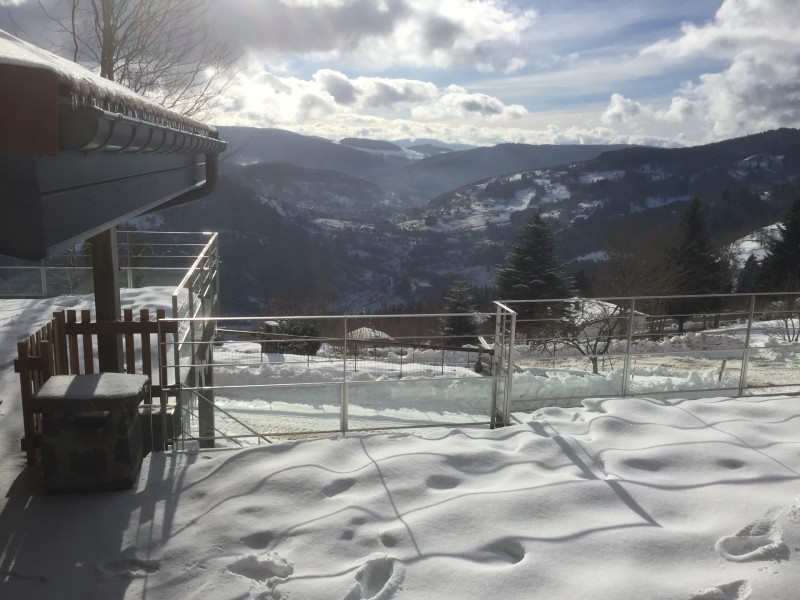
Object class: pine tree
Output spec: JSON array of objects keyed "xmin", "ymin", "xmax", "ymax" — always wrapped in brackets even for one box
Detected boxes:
[
  {"xmin": 440, "ymin": 278, "xmax": 479, "ymax": 346},
  {"xmin": 497, "ymin": 213, "xmax": 573, "ymax": 335},
  {"xmin": 495, "ymin": 211, "xmax": 572, "ymax": 320},
  {"xmin": 759, "ymin": 195, "xmax": 800, "ymax": 291},
  {"xmin": 271, "ymin": 319, "xmax": 322, "ymax": 356},
  {"xmin": 667, "ymin": 198, "xmax": 726, "ymax": 331},
  {"xmin": 735, "ymin": 255, "xmax": 761, "ymax": 293}
]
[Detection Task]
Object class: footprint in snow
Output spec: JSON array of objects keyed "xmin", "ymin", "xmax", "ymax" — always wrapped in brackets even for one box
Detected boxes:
[
  {"xmin": 688, "ymin": 579, "xmax": 751, "ymax": 600},
  {"xmin": 98, "ymin": 558, "xmax": 160, "ymax": 578},
  {"xmin": 378, "ymin": 527, "xmax": 403, "ymax": 548},
  {"xmin": 425, "ymin": 474, "xmax": 460, "ymax": 490},
  {"xmin": 242, "ymin": 530, "xmax": 276, "ymax": 550},
  {"xmin": 323, "ymin": 477, "xmax": 356, "ymax": 497},
  {"xmin": 623, "ymin": 457, "xmax": 665, "ymax": 472},
  {"xmin": 481, "ymin": 538, "xmax": 526, "ymax": 565},
  {"xmin": 343, "ymin": 554, "xmax": 405, "ymax": 600},
  {"xmin": 227, "ymin": 553, "xmax": 294, "ymax": 581},
  {"xmin": 715, "ymin": 506, "xmax": 789, "ymax": 563}
]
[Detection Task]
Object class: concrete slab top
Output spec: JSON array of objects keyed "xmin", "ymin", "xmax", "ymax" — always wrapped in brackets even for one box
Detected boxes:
[{"xmin": 30, "ymin": 373, "xmax": 150, "ymax": 411}]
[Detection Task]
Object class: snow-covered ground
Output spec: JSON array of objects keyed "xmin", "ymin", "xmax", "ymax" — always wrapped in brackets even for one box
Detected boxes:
[{"xmin": 1, "ymin": 290, "xmax": 800, "ymax": 599}]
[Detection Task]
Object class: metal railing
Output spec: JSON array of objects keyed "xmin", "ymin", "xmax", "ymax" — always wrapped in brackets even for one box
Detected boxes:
[
  {"xmin": 0, "ymin": 230, "xmax": 217, "ymax": 298},
  {"xmin": 500, "ymin": 292, "xmax": 800, "ymax": 408},
  {"xmin": 151, "ymin": 292, "xmax": 799, "ymax": 449},
  {"xmin": 157, "ymin": 305, "xmax": 518, "ymax": 447}
]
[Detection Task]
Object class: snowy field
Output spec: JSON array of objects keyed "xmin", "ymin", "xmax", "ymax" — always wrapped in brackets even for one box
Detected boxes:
[{"xmin": 1, "ymin": 290, "xmax": 800, "ymax": 600}]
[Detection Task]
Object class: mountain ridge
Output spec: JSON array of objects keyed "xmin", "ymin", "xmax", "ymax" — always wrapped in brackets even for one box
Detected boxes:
[{"xmin": 137, "ymin": 127, "xmax": 800, "ymax": 314}]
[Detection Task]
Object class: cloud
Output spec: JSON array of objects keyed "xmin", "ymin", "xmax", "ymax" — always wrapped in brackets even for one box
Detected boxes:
[
  {"xmin": 217, "ymin": 66, "xmax": 674, "ymax": 147},
  {"xmin": 415, "ymin": 85, "xmax": 528, "ymax": 120},
  {"xmin": 644, "ymin": 0, "xmax": 800, "ymax": 61},
  {"xmin": 313, "ymin": 69, "xmax": 359, "ymax": 105},
  {"xmin": 615, "ymin": 0, "xmax": 800, "ymax": 142},
  {"xmin": 211, "ymin": 0, "xmax": 535, "ymax": 73},
  {"xmin": 602, "ymin": 93, "xmax": 648, "ymax": 127},
  {"xmin": 220, "ymin": 64, "xmax": 530, "ymax": 137},
  {"xmin": 362, "ymin": 78, "xmax": 438, "ymax": 109}
]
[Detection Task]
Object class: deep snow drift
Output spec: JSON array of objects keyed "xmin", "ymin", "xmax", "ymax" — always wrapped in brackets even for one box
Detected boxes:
[{"xmin": 1, "ymin": 395, "xmax": 799, "ymax": 600}]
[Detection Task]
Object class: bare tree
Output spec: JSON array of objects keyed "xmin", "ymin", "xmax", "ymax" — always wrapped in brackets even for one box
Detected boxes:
[
  {"xmin": 39, "ymin": 0, "xmax": 239, "ymax": 118},
  {"xmin": 599, "ymin": 219, "xmax": 678, "ymax": 298},
  {"xmin": 555, "ymin": 300, "xmax": 627, "ymax": 374}
]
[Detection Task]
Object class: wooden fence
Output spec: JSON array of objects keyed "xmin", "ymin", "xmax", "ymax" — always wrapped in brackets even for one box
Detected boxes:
[{"xmin": 14, "ymin": 308, "xmax": 178, "ymax": 465}]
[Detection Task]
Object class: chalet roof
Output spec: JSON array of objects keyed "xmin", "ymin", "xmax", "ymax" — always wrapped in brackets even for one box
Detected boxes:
[
  {"xmin": 0, "ymin": 30, "xmax": 226, "ymax": 157},
  {"xmin": 0, "ymin": 29, "xmax": 227, "ymax": 260}
]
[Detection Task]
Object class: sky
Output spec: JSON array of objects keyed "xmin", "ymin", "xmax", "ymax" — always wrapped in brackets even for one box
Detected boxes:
[{"xmin": 2, "ymin": 0, "xmax": 800, "ymax": 147}]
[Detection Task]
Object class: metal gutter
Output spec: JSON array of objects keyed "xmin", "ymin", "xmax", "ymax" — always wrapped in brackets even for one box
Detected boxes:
[{"xmin": 59, "ymin": 105, "xmax": 227, "ymax": 155}]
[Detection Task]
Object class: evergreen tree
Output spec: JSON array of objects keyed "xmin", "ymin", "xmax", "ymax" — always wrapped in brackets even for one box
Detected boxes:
[
  {"xmin": 495, "ymin": 212, "xmax": 573, "ymax": 319},
  {"xmin": 667, "ymin": 198, "xmax": 726, "ymax": 331},
  {"xmin": 440, "ymin": 278, "xmax": 479, "ymax": 346},
  {"xmin": 262, "ymin": 319, "xmax": 322, "ymax": 356},
  {"xmin": 735, "ymin": 254, "xmax": 761, "ymax": 294},
  {"xmin": 573, "ymin": 268, "xmax": 592, "ymax": 297},
  {"xmin": 759, "ymin": 195, "xmax": 800, "ymax": 291}
]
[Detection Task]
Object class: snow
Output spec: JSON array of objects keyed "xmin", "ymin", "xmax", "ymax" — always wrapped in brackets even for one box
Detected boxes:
[
  {"xmin": 578, "ymin": 170, "xmax": 625, "ymax": 184},
  {"xmin": 630, "ymin": 195, "xmax": 692, "ymax": 213},
  {"xmin": 2, "ymin": 289, "xmax": 800, "ymax": 600},
  {"xmin": 575, "ymin": 250, "xmax": 609, "ymax": 262},
  {"xmin": 734, "ymin": 223, "xmax": 781, "ymax": 265},
  {"xmin": 0, "ymin": 29, "xmax": 214, "ymax": 132},
  {"xmin": 428, "ymin": 188, "xmax": 531, "ymax": 232},
  {"xmin": 730, "ymin": 155, "xmax": 784, "ymax": 180},
  {"xmin": 638, "ymin": 163, "xmax": 672, "ymax": 181},
  {"xmin": 536, "ymin": 181, "xmax": 571, "ymax": 203}
]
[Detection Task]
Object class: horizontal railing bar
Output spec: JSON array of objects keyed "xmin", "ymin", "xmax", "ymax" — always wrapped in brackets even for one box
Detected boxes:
[{"xmin": 501, "ymin": 292, "xmax": 800, "ymax": 303}]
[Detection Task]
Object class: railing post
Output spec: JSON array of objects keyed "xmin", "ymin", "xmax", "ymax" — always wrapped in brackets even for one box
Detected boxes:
[
  {"xmin": 739, "ymin": 294, "xmax": 756, "ymax": 396},
  {"xmin": 40, "ymin": 261, "xmax": 48, "ymax": 297},
  {"xmin": 213, "ymin": 234, "xmax": 220, "ymax": 314},
  {"xmin": 490, "ymin": 303, "xmax": 502, "ymax": 425},
  {"xmin": 503, "ymin": 310, "xmax": 516, "ymax": 427},
  {"xmin": 157, "ymin": 320, "xmax": 169, "ymax": 450},
  {"xmin": 622, "ymin": 298, "xmax": 636, "ymax": 396},
  {"xmin": 341, "ymin": 317, "xmax": 348, "ymax": 435},
  {"xmin": 125, "ymin": 230, "xmax": 133, "ymax": 288}
]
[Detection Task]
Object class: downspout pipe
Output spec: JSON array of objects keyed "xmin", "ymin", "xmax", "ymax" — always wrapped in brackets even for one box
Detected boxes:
[{"xmin": 144, "ymin": 150, "xmax": 220, "ymax": 214}]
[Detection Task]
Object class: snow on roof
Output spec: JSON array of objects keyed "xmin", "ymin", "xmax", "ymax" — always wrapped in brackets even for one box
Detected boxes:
[
  {"xmin": 569, "ymin": 298, "xmax": 648, "ymax": 320},
  {"xmin": 0, "ymin": 28, "xmax": 216, "ymax": 135},
  {"xmin": 347, "ymin": 327, "xmax": 395, "ymax": 341}
]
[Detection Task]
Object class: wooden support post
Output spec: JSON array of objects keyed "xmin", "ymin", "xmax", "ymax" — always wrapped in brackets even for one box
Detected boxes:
[{"xmin": 90, "ymin": 227, "xmax": 123, "ymax": 372}]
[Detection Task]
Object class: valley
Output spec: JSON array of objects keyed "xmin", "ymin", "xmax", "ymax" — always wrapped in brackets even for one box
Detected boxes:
[{"xmin": 132, "ymin": 127, "xmax": 800, "ymax": 315}]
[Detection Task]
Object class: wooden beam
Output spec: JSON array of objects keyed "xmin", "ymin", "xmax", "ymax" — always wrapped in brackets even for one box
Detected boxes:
[{"xmin": 90, "ymin": 228, "xmax": 123, "ymax": 372}]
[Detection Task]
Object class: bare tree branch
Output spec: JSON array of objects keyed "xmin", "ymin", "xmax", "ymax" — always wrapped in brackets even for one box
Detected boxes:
[{"xmin": 41, "ymin": 0, "xmax": 241, "ymax": 120}]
